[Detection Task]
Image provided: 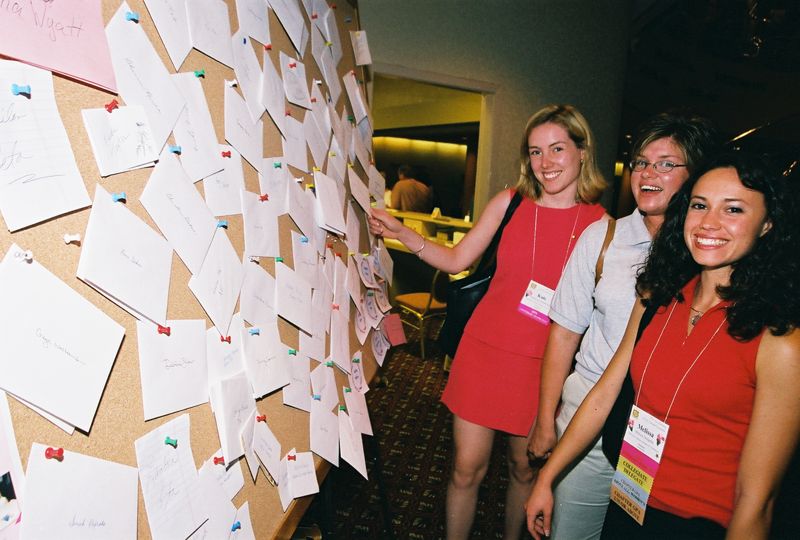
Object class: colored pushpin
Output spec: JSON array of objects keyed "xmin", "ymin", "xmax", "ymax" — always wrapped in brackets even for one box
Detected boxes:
[
  {"xmin": 275, "ymin": 256, "xmax": 283, "ymax": 263},
  {"xmin": 259, "ymin": 193, "xmax": 269, "ymax": 201},
  {"xmin": 164, "ymin": 436, "xmax": 178, "ymax": 448},
  {"xmin": 331, "ymin": 303, "xmax": 339, "ymax": 310},
  {"xmin": 220, "ymin": 335, "xmax": 231, "ymax": 344},
  {"xmin": 256, "ymin": 414, "xmax": 267, "ymax": 422},
  {"xmin": 311, "ymin": 97, "xmax": 317, "ymax": 103},
  {"xmin": 63, "ymin": 233, "xmax": 81, "ymax": 245},
  {"xmin": 226, "ymin": 79, "xmax": 238, "ymax": 87},
  {"xmin": 248, "ymin": 328, "xmax": 260, "ymax": 336},
  {"xmin": 330, "ymin": 4, "xmax": 337, "ymax": 9},
  {"xmin": 285, "ymin": 109, "xmax": 292, "ymax": 116},
  {"xmin": 311, "ymin": 12, "xmax": 318, "ymax": 19},
  {"xmin": 329, "ymin": 151, "xmax": 337, "ymax": 157},
  {"xmin": 216, "ymin": 220, "xmax": 228, "ymax": 229},
  {"xmin": 125, "ymin": 11, "xmax": 139, "ymax": 22},
  {"xmin": 194, "ymin": 69, "xmax": 205, "ymax": 78},
  {"xmin": 288, "ymin": 349, "xmax": 297, "ymax": 355},
  {"xmin": 312, "ymin": 79, "xmax": 322, "ymax": 86},
  {"xmin": 273, "ymin": 161, "xmax": 282, "ymax": 168},
  {"xmin": 45, "ymin": 447, "xmax": 64, "ymax": 461},
  {"xmin": 168, "ymin": 145, "xmax": 182, "ymax": 154},
  {"xmin": 288, "ymin": 62, "xmax": 297, "ymax": 68},
  {"xmin": 352, "ymin": 357, "xmax": 360, "ymax": 363},
  {"xmin": 231, "ymin": 521, "xmax": 242, "ymax": 532},
  {"xmin": 367, "ymin": 290, "xmax": 375, "ymax": 297},
  {"xmin": 214, "ymin": 456, "xmax": 225, "ymax": 466},
  {"xmin": 264, "ymin": 43, "xmax": 272, "ymax": 50},
  {"xmin": 300, "ymin": 236, "xmax": 309, "ymax": 243},
  {"xmin": 242, "ymin": 37, "xmax": 247, "ymax": 44},
  {"xmin": 11, "ymin": 83, "xmax": 31, "ymax": 96},
  {"xmin": 287, "ymin": 454, "xmax": 297, "ymax": 461},
  {"xmin": 104, "ymin": 99, "xmax": 119, "ymax": 113},
  {"xmin": 347, "ymin": 115, "xmax": 355, "ymax": 123},
  {"xmin": 325, "ymin": 361, "xmax": 333, "ymax": 367},
  {"xmin": 345, "ymin": 16, "xmax": 352, "ymax": 23},
  {"xmin": 221, "ymin": 150, "xmax": 232, "ymax": 158},
  {"xmin": 344, "ymin": 387, "xmax": 352, "ymax": 393},
  {"xmin": 112, "ymin": 192, "xmax": 127, "ymax": 203},
  {"xmin": 325, "ymin": 41, "xmax": 333, "ymax": 47},
  {"xmin": 157, "ymin": 325, "xmax": 171, "ymax": 336},
  {"xmin": 339, "ymin": 405, "xmax": 347, "ymax": 412},
  {"xmin": 312, "ymin": 394, "xmax": 321, "ymax": 400}
]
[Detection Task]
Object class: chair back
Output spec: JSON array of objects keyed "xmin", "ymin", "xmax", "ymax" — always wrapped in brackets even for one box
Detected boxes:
[{"xmin": 428, "ymin": 270, "xmax": 449, "ymax": 309}]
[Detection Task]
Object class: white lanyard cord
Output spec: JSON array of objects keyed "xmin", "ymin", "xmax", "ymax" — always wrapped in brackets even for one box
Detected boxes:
[
  {"xmin": 635, "ymin": 302, "xmax": 726, "ymax": 423},
  {"xmin": 530, "ymin": 204, "xmax": 581, "ymax": 279}
]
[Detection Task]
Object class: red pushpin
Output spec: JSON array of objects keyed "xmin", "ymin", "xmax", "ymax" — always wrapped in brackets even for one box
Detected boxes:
[
  {"xmin": 287, "ymin": 454, "xmax": 297, "ymax": 461},
  {"xmin": 311, "ymin": 13, "xmax": 318, "ymax": 19},
  {"xmin": 213, "ymin": 456, "xmax": 225, "ymax": 466},
  {"xmin": 157, "ymin": 324, "xmax": 171, "ymax": 336},
  {"xmin": 221, "ymin": 150, "xmax": 232, "ymax": 158},
  {"xmin": 285, "ymin": 109, "xmax": 292, "ymax": 116},
  {"xmin": 330, "ymin": 3, "xmax": 337, "ymax": 8},
  {"xmin": 310, "ymin": 97, "xmax": 317, "ymax": 103},
  {"xmin": 259, "ymin": 193, "xmax": 269, "ymax": 202},
  {"xmin": 220, "ymin": 335, "xmax": 231, "ymax": 343},
  {"xmin": 288, "ymin": 62, "xmax": 297, "ymax": 68},
  {"xmin": 256, "ymin": 414, "xmax": 267, "ymax": 422},
  {"xmin": 331, "ymin": 303, "xmax": 339, "ymax": 310},
  {"xmin": 264, "ymin": 43, "xmax": 272, "ymax": 50},
  {"xmin": 105, "ymin": 99, "xmax": 119, "ymax": 113},
  {"xmin": 45, "ymin": 447, "xmax": 64, "ymax": 461}
]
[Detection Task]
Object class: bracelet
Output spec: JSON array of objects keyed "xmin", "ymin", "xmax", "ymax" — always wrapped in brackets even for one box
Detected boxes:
[{"xmin": 412, "ymin": 235, "xmax": 426, "ymax": 259}]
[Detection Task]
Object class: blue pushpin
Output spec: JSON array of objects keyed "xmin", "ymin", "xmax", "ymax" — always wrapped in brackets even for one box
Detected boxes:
[
  {"xmin": 313, "ymin": 394, "xmax": 321, "ymax": 400},
  {"xmin": 11, "ymin": 84, "xmax": 30, "ymax": 96},
  {"xmin": 168, "ymin": 145, "xmax": 182, "ymax": 154},
  {"xmin": 231, "ymin": 521, "xmax": 241, "ymax": 532},
  {"xmin": 125, "ymin": 11, "xmax": 139, "ymax": 23},
  {"xmin": 243, "ymin": 37, "xmax": 247, "ymax": 44},
  {"xmin": 216, "ymin": 219, "xmax": 228, "ymax": 229},
  {"xmin": 248, "ymin": 328, "xmax": 260, "ymax": 336},
  {"xmin": 300, "ymin": 236, "xmax": 309, "ymax": 244},
  {"xmin": 112, "ymin": 192, "xmax": 127, "ymax": 203}
]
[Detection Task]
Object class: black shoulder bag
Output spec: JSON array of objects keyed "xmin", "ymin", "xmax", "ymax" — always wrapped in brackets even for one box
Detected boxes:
[
  {"xmin": 437, "ymin": 191, "xmax": 523, "ymax": 358},
  {"xmin": 601, "ymin": 301, "xmax": 659, "ymax": 465}
]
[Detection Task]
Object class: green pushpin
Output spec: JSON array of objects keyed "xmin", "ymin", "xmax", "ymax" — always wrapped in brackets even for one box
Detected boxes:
[
  {"xmin": 347, "ymin": 115, "xmax": 355, "ymax": 123},
  {"xmin": 275, "ymin": 257, "xmax": 283, "ymax": 263},
  {"xmin": 344, "ymin": 387, "xmax": 352, "ymax": 393},
  {"xmin": 352, "ymin": 357, "xmax": 360, "ymax": 363},
  {"xmin": 366, "ymin": 290, "xmax": 374, "ymax": 297},
  {"xmin": 339, "ymin": 405, "xmax": 347, "ymax": 411},
  {"xmin": 273, "ymin": 161, "xmax": 282, "ymax": 168},
  {"xmin": 164, "ymin": 436, "xmax": 178, "ymax": 448},
  {"xmin": 288, "ymin": 348, "xmax": 297, "ymax": 355},
  {"xmin": 325, "ymin": 361, "xmax": 334, "ymax": 367},
  {"xmin": 194, "ymin": 69, "xmax": 205, "ymax": 78}
]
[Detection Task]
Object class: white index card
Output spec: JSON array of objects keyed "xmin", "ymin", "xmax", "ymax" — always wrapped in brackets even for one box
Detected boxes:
[
  {"xmin": 231, "ymin": 30, "xmax": 265, "ymax": 122},
  {"xmin": 241, "ymin": 317, "xmax": 289, "ymax": 398},
  {"xmin": 22, "ymin": 444, "xmax": 138, "ymax": 540},
  {"xmin": 135, "ymin": 414, "xmax": 206, "ymax": 540},
  {"xmin": 347, "ymin": 166, "xmax": 371, "ymax": 213},
  {"xmin": 240, "ymin": 412, "xmax": 259, "ymax": 482},
  {"xmin": 339, "ymin": 410, "xmax": 368, "ymax": 479},
  {"xmin": 354, "ymin": 252, "xmax": 379, "ymax": 289},
  {"xmin": 236, "ymin": 0, "xmax": 270, "ymax": 45},
  {"xmin": 252, "ymin": 418, "xmax": 282, "ymax": 484},
  {"xmin": 137, "ymin": 319, "xmax": 208, "ymax": 420},
  {"xmin": 140, "ymin": 151, "xmax": 216, "ymax": 274},
  {"xmin": 200, "ymin": 448, "xmax": 244, "ymax": 501},
  {"xmin": 231, "ymin": 501, "xmax": 256, "ymax": 540},
  {"xmin": 260, "ymin": 51, "xmax": 287, "ymax": 136},
  {"xmin": 310, "ymin": 362, "xmax": 339, "ymax": 411},
  {"xmin": 285, "ymin": 178, "xmax": 315, "ymax": 237},
  {"xmin": 330, "ymin": 309, "xmax": 350, "ymax": 373},
  {"xmin": 371, "ymin": 327, "xmax": 391, "ymax": 367},
  {"xmin": 224, "ymin": 84, "xmax": 263, "ymax": 172},
  {"xmin": 287, "ymin": 451, "xmax": 319, "ymax": 498},
  {"xmin": 107, "ymin": 2, "xmax": 185, "ymax": 151},
  {"xmin": 313, "ymin": 170, "xmax": 346, "ymax": 235},
  {"xmin": 171, "ymin": 72, "xmax": 224, "ymax": 182},
  {"xmin": 0, "ymin": 244, "xmax": 124, "ymax": 433},
  {"xmin": 81, "ymin": 105, "xmax": 158, "ymax": 177},
  {"xmin": 280, "ymin": 52, "xmax": 311, "ymax": 109},
  {"xmin": 349, "ymin": 30, "xmax": 372, "ymax": 65},
  {"xmin": 188, "ymin": 228, "xmax": 243, "ymax": 337},
  {"xmin": 349, "ymin": 351, "xmax": 368, "ymax": 394},
  {"xmin": 0, "ymin": 60, "xmax": 90, "ymax": 232},
  {"xmin": 78, "ymin": 184, "xmax": 173, "ymax": 326},
  {"xmin": 204, "ymin": 145, "xmax": 246, "ymax": 216},
  {"xmin": 241, "ymin": 190, "xmax": 281, "ymax": 258},
  {"xmin": 275, "ymin": 262, "xmax": 313, "ymax": 333},
  {"xmin": 354, "ymin": 304, "xmax": 370, "ymax": 345},
  {"xmin": 212, "ymin": 371, "xmax": 256, "ymax": 463},
  {"xmin": 344, "ymin": 201, "xmax": 360, "ymax": 254},
  {"xmin": 292, "ymin": 230, "xmax": 318, "ymax": 288},
  {"xmin": 144, "ymin": 0, "xmax": 193, "ymax": 70},
  {"xmin": 282, "ymin": 114, "xmax": 309, "ymax": 173},
  {"xmin": 269, "ymin": 0, "xmax": 306, "ymax": 53},
  {"xmin": 311, "ymin": 25, "xmax": 341, "ymax": 105},
  {"xmin": 240, "ymin": 261, "xmax": 276, "ymax": 326},
  {"xmin": 303, "ymin": 110, "xmax": 329, "ymax": 169},
  {"xmin": 207, "ymin": 313, "xmax": 246, "ymax": 391},
  {"xmin": 310, "ymin": 397, "xmax": 339, "ymax": 466},
  {"xmin": 260, "ymin": 157, "xmax": 290, "ymax": 214},
  {"xmin": 193, "ymin": 465, "xmax": 237, "ymax": 540},
  {"xmin": 344, "ymin": 387, "xmax": 373, "ymax": 435},
  {"xmin": 283, "ymin": 353, "xmax": 312, "ymax": 411},
  {"xmin": 343, "ymin": 71, "xmax": 368, "ymax": 125},
  {"xmin": 187, "ymin": 0, "xmax": 234, "ymax": 67}
]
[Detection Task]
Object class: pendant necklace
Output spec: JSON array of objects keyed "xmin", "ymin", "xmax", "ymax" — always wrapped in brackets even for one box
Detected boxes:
[{"xmin": 689, "ymin": 306, "xmax": 704, "ymax": 326}]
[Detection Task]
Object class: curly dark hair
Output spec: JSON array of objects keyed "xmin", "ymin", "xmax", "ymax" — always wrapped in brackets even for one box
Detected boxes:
[{"xmin": 636, "ymin": 151, "xmax": 800, "ymax": 341}]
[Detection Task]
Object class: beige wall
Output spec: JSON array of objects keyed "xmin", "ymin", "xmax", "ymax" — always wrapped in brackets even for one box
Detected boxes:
[{"xmin": 359, "ymin": 0, "xmax": 631, "ymax": 215}]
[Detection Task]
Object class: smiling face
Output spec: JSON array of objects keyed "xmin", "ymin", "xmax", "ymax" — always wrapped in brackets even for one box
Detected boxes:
[
  {"xmin": 684, "ymin": 167, "xmax": 772, "ymax": 276},
  {"xmin": 631, "ymin": 137, "xmax": 691, "ymax": 233},
  {"xmin": 527, "ymin": 122, "xmax": 584, "ymax": 206}
]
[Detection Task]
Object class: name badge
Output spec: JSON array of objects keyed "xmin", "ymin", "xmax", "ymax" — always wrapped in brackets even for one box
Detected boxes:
[
  {"xmin": 517, "ymin": 280, "xmax": 553, "ymax": 325},
  {"xmin": 610, "ymin": 405, "xmax": 670, "ymax": 525}
]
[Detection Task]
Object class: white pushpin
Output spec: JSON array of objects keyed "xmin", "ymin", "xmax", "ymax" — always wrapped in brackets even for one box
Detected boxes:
[
  {"xmin": 15, "ymin": 249, "xmax": 33, "ymax": 262},
  {"xmin": 294, "ymin": 176, "xmax": 303, "ymax": 183},
  {"xmin": 63, "ymin": 233, "xmax": 81, "ymax": 244},
  {"xmin": 248, "ymin": 256, "xmax": 260, "ymax": 264},
  {"xmin": 225, "ymin": 79, "xmax": 238, "ymax": 87},
  {"xmin": 312, "ymin": 78, "xmax": 322, "ymax": 86}
]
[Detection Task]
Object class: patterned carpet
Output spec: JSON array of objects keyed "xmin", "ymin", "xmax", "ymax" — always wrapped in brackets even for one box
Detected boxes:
[{"xmin": 304, "ymin": 322, "xmax": 519, "ymax": 539}]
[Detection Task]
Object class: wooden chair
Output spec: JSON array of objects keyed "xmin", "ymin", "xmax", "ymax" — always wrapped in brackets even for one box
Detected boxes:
[{"xmin": 394, "ymin": 270, "xmax": 448, "ymax": 359}]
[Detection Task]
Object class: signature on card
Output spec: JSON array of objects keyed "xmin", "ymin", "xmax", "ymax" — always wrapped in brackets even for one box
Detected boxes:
[{"xmin": 35, "ymin": 328, "xmax": 85, "ymax": 365}]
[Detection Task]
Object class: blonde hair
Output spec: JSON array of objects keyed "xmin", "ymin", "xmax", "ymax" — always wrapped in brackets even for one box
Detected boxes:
[{"xmin": 516, "ymin": 104, "xmax": 606, "ymax": 203}]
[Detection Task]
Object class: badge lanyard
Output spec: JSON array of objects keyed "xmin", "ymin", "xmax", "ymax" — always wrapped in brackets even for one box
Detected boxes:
[
  {"xmin": 610, "ymin": 300, "xmax": 725, "ymax": 524},
  {"xmin": 517, "ymin": 205, "xmax": 580, "ymax": 324}
]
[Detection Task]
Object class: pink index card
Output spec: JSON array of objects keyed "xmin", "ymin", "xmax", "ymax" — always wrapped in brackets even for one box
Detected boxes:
[
  {"xmin": 383, "ymin": 313, "xmax": 407, "ymax": 346},
  {"xmin": 0, "ymin": 0, "xmax": 116, "ymax": 92}
]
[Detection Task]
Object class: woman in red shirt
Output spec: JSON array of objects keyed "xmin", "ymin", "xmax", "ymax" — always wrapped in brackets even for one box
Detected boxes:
[{"xmin": 525, "ymin": 152, "xmax": 800, "ymax": 539}]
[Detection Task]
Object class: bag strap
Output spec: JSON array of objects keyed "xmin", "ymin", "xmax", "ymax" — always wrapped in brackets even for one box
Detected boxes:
[
  {"xmin": 474, "ymin": 191, "xmax": 523, "ymax": 275},
  {"xmin": 594, "ymin": 218, "xmax": 616, "ymax": 287}
]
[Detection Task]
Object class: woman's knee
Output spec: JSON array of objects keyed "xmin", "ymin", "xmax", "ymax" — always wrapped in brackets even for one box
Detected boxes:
[
  {"xmin": 507, "ymin": 453, "xmax": 535, "ymax": 484},
  {"xmin": 450, "ymin": 456, "xmax": 489, "ymax": 489}
]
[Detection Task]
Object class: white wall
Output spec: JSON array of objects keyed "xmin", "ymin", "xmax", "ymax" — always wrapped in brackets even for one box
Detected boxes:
[{"xmin": 359, "ymin": 0, "xmax": 631, "ymax": 214}]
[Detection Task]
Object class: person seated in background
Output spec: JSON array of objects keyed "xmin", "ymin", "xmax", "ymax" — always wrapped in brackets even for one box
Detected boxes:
[{"xmin": 390, "ymin": 164, "xmax": 434, "ymax": 212}]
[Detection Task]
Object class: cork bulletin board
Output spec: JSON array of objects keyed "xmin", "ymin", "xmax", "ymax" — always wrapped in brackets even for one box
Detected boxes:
[{"xmin": 0, "ymin": 0, "xmax": 388, "ymax": 538}]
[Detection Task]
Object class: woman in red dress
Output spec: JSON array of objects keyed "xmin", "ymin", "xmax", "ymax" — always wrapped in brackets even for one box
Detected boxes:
[{"xmin": 369, "ymin": 104, "xmax": 607, "ymax": 539}]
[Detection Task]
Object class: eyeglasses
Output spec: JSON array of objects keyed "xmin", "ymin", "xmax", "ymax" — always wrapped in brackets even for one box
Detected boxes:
[{"xmin": 629, "ymin": 159, "xmax": 687, "ymax": 173}]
